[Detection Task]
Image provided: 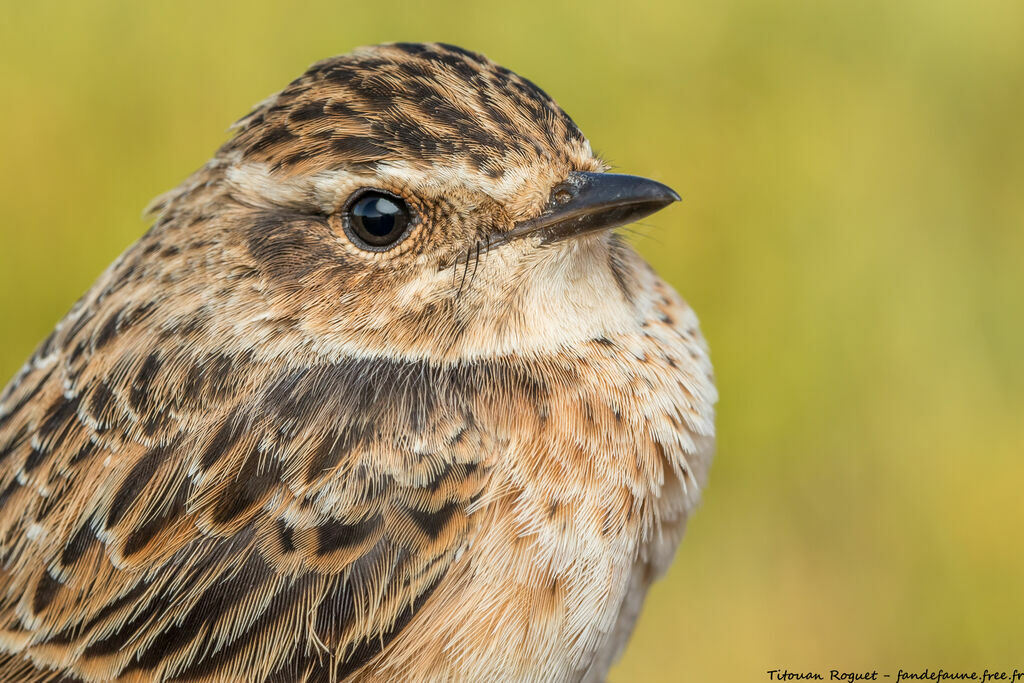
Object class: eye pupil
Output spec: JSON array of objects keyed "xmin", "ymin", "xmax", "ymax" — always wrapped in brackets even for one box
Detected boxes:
[
  {"xmin": 346, "ymin": 191, "xmax": 411, "ymax": 249},
  {"xmin": 353, "ymin": 196, "xmax": 398, "ymax": 236}
]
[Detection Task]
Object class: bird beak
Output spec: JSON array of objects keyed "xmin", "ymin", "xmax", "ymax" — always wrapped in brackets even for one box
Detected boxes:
[{"xmin": 502, "ymin": 171, "xmax": 680, "ymax": 246}]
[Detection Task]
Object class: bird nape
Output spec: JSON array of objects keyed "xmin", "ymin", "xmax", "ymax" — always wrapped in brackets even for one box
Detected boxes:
[{"xmin": 0, "ymin": 42, "xmax": 716, "ymax": 682}]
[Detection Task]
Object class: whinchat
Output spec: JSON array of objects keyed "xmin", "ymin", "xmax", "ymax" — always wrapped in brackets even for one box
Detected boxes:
[{"xmin": 0, "ymin": 42, "xmax": 716, "ymax": 682}]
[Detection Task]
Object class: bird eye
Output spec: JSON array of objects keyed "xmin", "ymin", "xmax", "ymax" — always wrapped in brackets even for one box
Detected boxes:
[{"xmin": 343, "ymin": 190, "xmax": 413, "ymax": 250}]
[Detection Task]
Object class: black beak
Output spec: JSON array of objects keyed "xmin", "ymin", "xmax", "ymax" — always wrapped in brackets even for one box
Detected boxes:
[{"xmin": 501, "ymin": 171, "xmax": 680, "ymax": 246}]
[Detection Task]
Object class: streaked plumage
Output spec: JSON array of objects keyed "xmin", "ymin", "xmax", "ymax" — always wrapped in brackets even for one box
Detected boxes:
[{"xmin": 0, "ymin": 42, "xmax": 716, "ymax": 682}]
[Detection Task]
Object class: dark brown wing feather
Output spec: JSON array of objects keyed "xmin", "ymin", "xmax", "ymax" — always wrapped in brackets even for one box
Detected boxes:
[{"xmin": 0, "ymin": 275, "xmax": 489, "ymax": 682}]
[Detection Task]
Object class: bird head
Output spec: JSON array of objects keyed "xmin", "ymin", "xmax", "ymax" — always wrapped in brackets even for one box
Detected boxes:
[{"xmin": 145, "ymin": 42, "xmax": 679, "ymax": 362}]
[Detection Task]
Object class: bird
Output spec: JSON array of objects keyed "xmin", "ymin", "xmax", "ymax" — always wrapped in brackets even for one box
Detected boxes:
[{"xmin": 0, "ymin": 42, "xmax": 716, "ymax": 682}]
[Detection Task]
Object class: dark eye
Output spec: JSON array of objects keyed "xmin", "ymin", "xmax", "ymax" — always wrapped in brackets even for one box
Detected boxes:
[{"xmin": 344, "ymin": 190, "xmax": 412, "ymax": 250}]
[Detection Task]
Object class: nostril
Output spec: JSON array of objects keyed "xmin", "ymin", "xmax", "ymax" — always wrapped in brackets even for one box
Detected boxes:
[{"xmin": 552, "ymin": 185, "xmax": 575, "ymax": 205}]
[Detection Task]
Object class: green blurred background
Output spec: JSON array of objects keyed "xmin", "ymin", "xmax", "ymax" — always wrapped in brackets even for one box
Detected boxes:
[{"xmin": 2, "ymin": 2, "xmax": 1022, "ymax": 680}]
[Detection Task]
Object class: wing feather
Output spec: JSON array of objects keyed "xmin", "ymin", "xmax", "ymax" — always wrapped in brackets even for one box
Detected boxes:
[{"xmin": 0, "ymin": 281, "xmax": 489, "ymax": 682}]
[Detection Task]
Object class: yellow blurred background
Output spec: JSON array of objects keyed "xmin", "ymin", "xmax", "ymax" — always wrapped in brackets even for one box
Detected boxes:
[{"xmin": 1, "ymin": 2, "xmax": 1022, "ymax": 681}]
